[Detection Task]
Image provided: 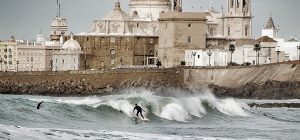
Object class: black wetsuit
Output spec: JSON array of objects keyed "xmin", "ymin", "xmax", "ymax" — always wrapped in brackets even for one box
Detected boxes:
[
  {"xmin": 37, "ymin": 102, "xmax": 43, "ymax": 109},
  {"xmin": 133, "ymin": 105, "xmax": 144, "ymax": 119}
]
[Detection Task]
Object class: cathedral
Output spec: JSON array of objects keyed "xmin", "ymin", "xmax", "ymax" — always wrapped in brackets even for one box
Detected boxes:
[{"xmin": 52, "ymin": 0, "xmax": 253, "ymax": 69}]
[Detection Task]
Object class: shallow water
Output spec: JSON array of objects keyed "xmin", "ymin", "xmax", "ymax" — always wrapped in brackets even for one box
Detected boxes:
[{"xmin": 0, "ymin": 88, "xmax": 299, "ymax": 140}]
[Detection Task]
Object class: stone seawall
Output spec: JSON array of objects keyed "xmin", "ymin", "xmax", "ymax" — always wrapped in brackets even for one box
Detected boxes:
[
  {"xmin": 0, "ymin": 68, "xmax": 184, "ymax": 96},
  {"xmin": 184, "ymin": 64, "xmax": 300, "ymax": 99}
]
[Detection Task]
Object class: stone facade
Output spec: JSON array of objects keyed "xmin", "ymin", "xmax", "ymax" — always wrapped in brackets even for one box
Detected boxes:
[
  {"xmin": 73, "ymin": 1, "xmax": 163, "ymax": 69},
  {"xmin": 69, "ymin": 36, "xmax": 158, "ymax": 69},
  {"xmin": 158, "ymin": 12, "xmax": 207, "ymax": 68},
  {"xmin": 224, "ymin": 0, "xmax": 252, "ymax": 38}
]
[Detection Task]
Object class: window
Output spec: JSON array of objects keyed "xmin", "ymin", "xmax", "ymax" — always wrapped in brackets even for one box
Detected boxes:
[
  {"xmin": 243, "ymin": 0, "xmax": 247, "ymax": 7},
  {"xmin": 110, "ymin": 49, "xmax": 116, "ymax": 59},
  {"xmin": 133, "ymin": 11, "xmax": 138, "ymax": 17},
  {"xmin": 150, "ymin": 38, "xmax": 154, "ymax": 44},
  {"xmin": 209, "ymin": 28, "xmax": 216, "ymax": 36},
  {"xmin": 111, "ymin": 59, "xmax": 115, "ymax": 65},
  {"xmin": 112, "ymin": 24, "xmax": 119, "ymax": 33},
  {"xmin": 198, "ymin": 55, "xmax": 200, "ymax": 58},
  {"xmin": 129, "ymin": 25, "xmax": 135, "ymax": 33},
  {"xmin": 188, "ymin": 36, "xmax": 192, "ymax": 43},
  {"xmin": 231, "ymin": 0, "xmax": 234, "ymax": 8},
  {"xmin": 110, "ymin": 37, "xmax": 116, "ymax": 43},
  {"xmin": 31, "ymin": 57, "xmax": 33, "ymax": 62},
  {"xmin": 188, "ymin": 24, "xmax": 191, "ymax": 27},
  {"xmin": 228, "ymin": 27, "xmax": 231, "ymax": 36},
  {"xmin": 237, "ymin": 0, "xmax": 240, "ymax": 8},
  {"xmin": 137, "ymin": 23, "xmax": 139, "ymax": 28},
  {"xmin": 245, "ymin": 27, "xmax": 248, "ymax": 36}
]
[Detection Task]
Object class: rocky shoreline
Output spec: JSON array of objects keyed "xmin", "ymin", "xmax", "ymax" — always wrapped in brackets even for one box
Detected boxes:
[{"xmin": 1, "ymin": 78, "xmax": 300, "ymax": 100}]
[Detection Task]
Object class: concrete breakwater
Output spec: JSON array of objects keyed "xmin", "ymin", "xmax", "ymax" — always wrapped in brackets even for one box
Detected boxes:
[{"xmin": 0, "ymin": 63, "xmax": 300, "ymax": 99}]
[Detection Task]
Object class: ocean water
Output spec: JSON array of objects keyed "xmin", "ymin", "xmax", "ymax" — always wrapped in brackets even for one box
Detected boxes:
[{"xmin": 0, "ymin": 88, "xmax": 299, "ymax": 140}]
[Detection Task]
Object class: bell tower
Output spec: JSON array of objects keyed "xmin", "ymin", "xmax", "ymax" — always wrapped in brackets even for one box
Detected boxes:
[
  {"xmin": 172, "ymin": 0, "xmax": 182, "ymax": 12},
  {"xmin": 224, "ymin": 0, "xmax": 252, "ymax": 39}
]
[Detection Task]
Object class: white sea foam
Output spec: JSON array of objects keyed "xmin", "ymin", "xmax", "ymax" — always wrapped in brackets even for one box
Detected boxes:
[
  {"xmin": 25, "ymin": 88, "xmax": 249, "ymax": 122},
  {"xmin": 0, "ymin": 124, "xmax": 236, "ymax": 140}
]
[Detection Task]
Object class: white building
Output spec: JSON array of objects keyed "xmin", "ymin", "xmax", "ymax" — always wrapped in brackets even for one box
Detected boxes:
[
  {"xmin": 261, "ymin": 16, "xmax": 300, "ymax": 61},
  {"xmin": 185, "ymin": 49, "xmax": 228, "ymax": 67},
  {"xmin": 52, "ymin": 34, "xmax": 82, "ymax": 71},
  {"xmin": 79, "ymin": 0, "xmax": 179, "ymax": 36}
]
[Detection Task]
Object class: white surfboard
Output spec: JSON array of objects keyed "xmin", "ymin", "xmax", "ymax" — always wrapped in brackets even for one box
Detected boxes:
[{"xmin": 133, "ymin": 116, "xmax": 149, "ymax": 122}]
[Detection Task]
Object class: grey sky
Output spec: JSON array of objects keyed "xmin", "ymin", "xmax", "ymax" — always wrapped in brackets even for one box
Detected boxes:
[{"xmin": 0, "ymin": 0, "xmax": 299, "ymax": 41}]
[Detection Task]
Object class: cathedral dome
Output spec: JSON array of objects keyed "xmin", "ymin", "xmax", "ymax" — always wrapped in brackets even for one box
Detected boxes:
[
  {"xmin": 129, "ymin": 0, "xmax": 171, "ymax": 20},
  {"xmin": 62, "ymin": 33, "xmax": 81, "ymax": 51},
  {"xmin": 102, "ymin": 1, "xmax": 131, "ymax": 21}
]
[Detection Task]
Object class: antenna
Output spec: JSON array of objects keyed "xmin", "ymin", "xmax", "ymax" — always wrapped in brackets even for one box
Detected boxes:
[
  {"xmin": 210, "ymin": 0, "xmax": 215, "ymax": 11},
  {"xmin": 56, "ymin": 0, "xmax": 58, "ymax": 17},
  {"xmin": 59, "ymin": 2, "xmax": 61, "ymax": 18}
]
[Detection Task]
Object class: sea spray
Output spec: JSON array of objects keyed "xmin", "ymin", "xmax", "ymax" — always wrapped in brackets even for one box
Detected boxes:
[{"xmin": 25, "ymin": 88, "xmax": 248, "ymax": 122}]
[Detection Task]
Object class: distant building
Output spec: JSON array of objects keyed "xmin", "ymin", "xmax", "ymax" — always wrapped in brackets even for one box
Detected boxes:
[
  {"xmin": 16, "ymin": 45, "xmax": 59, "ymax": 71},
  {"xmin": 0, "ymin": 41, "xmax": 17, "ymax": 71},
  {"xmin": 52, "ymin": 34, "xmax": 82, "ymax": 71},
  {"xmin": 158, "ymin": 12, "xmax": 207, "ymax": 68},
  {"xmin": 73, "ymin": 1, "xmax": 173, "ymax": 69},
  {"xmin": 50, "ymin": 0, "xmax": 68, "ymax": 41},
  {"xmin": 206, "ymin": 0, "xmax": 252, "ymax": 39},
  {"xmin": 261, "ymin": 16, "xmax": 300, "ymax": 61}
]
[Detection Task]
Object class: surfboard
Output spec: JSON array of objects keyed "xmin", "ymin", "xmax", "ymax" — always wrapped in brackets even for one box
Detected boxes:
[{"xmin": 133, "ymin": 116, "xmax": 149, "ymax": 122}]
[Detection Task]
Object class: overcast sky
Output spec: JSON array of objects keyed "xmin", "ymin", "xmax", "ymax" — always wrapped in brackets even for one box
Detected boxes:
[{"xmin": 0, "ymin": 0, "xmax": 299, "ymax": 41}]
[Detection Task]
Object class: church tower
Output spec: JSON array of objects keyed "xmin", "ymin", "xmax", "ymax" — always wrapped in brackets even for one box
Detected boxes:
[
  {"xmin": 50, "ymin": 0, "xmax": 68, "ymax": 41},
  {"xmin": 224, "ymin": 0, "xmax": 252, "ymax": 39},
  {"xmin": 261, "ymin": 16, "xmax": 279, "ymax": 39},
  {"xmin": 172, "ymin": 0, "xmax": 182, "ymax": 12}
]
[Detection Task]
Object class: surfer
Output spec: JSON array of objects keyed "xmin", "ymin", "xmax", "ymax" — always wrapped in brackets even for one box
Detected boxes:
[
  {"xmin": 133, "ymin": 104, "xmax": 145, "ymax": 119},
  {"xmin": 37, "ymin": 101, "xmax": 43, "ymax": 109}
]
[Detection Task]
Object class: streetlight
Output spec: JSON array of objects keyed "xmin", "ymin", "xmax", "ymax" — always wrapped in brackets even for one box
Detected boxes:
[
  {"xmin": 143, "ymin": 45, "xmax": 146, "ymax": 66},
  {"xmin": 229, "ymin": 44, "xmax": 235, "ymax": 64},
  {"xmin": 49, "ymin": 58, "xmax": 53, "ymax": 71},
  {"xmin": 297, "ymin": 45, "xmax": 300, "ymax": 60},
  {"xmin": 276, "ymin": 49, "xmax": 281, "ymax": 63},
  {"xmin": 16, "ymin": 60, "xmax": 19, "ymax": 72},
  {"xmin": 207, "ymin": 50, "xmax": 212, "ymax": 66},
  {"xmin": 254, "ymin": 44, "xmax": 261, "ymax": 65},
  {"xmin": 84, "ymin": 58, "xmax": 87, "ymax": 70},
  {"xmin": 192, "ymin": 51, "xmax": 197, "ymax": 66},
  {"xmin": 0, "ymin": 58, "xmax": 2, "ymax": 71}
]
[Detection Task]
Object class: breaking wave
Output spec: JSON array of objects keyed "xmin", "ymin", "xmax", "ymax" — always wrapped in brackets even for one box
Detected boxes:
[{"xmin": 26, "ymin": 88, "xmax": 249, "ymax": 122}]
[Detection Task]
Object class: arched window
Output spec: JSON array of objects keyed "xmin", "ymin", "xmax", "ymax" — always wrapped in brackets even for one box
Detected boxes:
[
  {"xmin": 245, "ymin": 26, "xmax": 249, "ymax": 36},
  {"xmin": 110, "ymin": 49, "xmax": 116, "ymax": 59},
  {"xmin": 209, "ymin": 28, "xmax": 216, "ymax": 36},
  {"xmin": 96, "ymin": 23, "xmax": 103, "ymax": 33},
  {"xmin": 133, "ymin": 11, "xmax": 138, "ymax": 18},
  {"xmin": 129, "ymin": 24, "xmax": 135, "ymax": 33},
  {"xmin": 112, "ymin": 24, "xmax": 120, "ymax": 33},
  {"xmin": 227, "ymin": 26, "xmax": 231, "ymax": 36}
]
